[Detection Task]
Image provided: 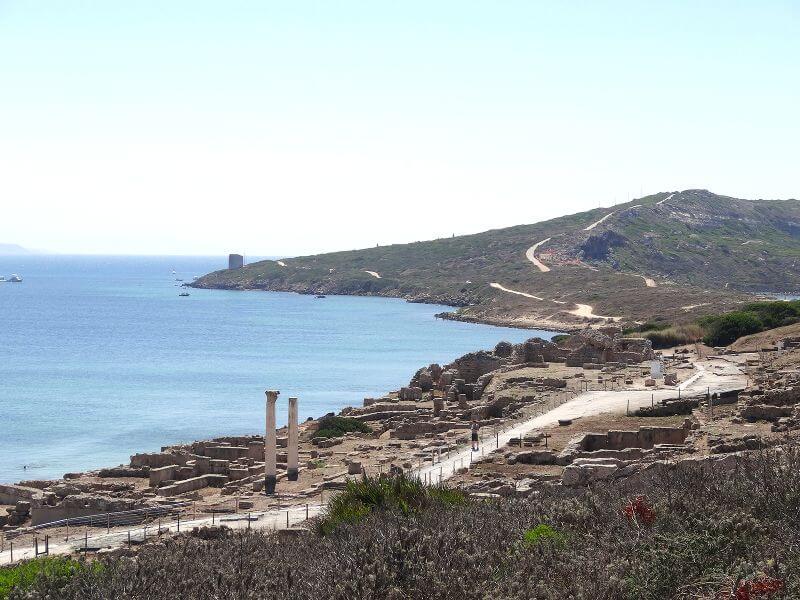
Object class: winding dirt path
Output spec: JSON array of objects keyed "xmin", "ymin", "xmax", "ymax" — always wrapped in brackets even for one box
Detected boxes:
[
  {"xmin": 568, "ymin": 303, "xmax": 620, "ymax": 321},
  {"xmin": 489, "ymin": 283, "xmax": 544, "ymax": 301},
  {"xmin": 524, "ymin": 238, "xmax": 551, "ymax": 272},
  {"xmin": 639, "ymin": 275, "xmax": 656, "ymax": 288},
  {"xmin": 584, "ymin": 212, "xmax": 615, "ymax": 231},
  {"xmin": 364, "ymin": 271, "xmax": 381, "ymax": 279},
  {"xmin": 656, "ymin": 192, "xmax": 675, "ymax": 206}
]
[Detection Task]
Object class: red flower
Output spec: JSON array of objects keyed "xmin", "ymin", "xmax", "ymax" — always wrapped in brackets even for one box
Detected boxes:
[
  {"xmin": 622, "ymin": 495, "xmax": 656, "ymax": 526},
  {"xmin": 734, "ymin": 576, "xmax": 784, "ymax": 600}
]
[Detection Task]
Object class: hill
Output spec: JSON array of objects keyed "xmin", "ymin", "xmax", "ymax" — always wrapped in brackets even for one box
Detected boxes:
[
  {"xmin": 193, "ymin": 190, "xmax": 800, "ymax": 330},
  {"xmin": 0, "ymin": 243, "xmax": 34, "ymax": 255}
]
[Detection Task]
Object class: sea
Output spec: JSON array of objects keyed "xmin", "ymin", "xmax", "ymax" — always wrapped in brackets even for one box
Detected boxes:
[{"xmin": 0, "ymin": 255, "xmax": 554, "ymax": 484}]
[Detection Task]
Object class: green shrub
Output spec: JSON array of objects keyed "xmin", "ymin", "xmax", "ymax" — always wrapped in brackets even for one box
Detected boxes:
[
  {"xmin": 702, "ymin": 311, "xmax": 763, "ymax": 346},
  {"xmin": 318, "ymin": 473, "xmax": 466, "ymax": 535},
  {"xmin": 314, "ymin": 416, "xmax": 372, "ymax": 439},
  {"xmin": 695, "ymin": 300, "xmax": 800, "ymax": 347},
  {"xmin": 551, "ymin": 334, "xmax": 571, "ymax": 345},
  {"xmin": 523, "ymin": 524, "xmax": 566, "ymax": 548},
  {"xmin": 0, "ymin": 557, "xmax": 94, "ymax": 599}
]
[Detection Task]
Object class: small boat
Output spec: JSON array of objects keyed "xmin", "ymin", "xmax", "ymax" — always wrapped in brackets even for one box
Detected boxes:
[
  {"xmin": 9, "ymin": 274, "xmax": 22, "ymax": 283},
  {"xmin": 0, "ymin": 276, "xmax": 5, "ymax": 283},
  {"xmin": 315, "ymin": 294, "xmax": 326, "ymax": 299},
  {"xmin": 179, "ymin": 291, "xmax": 190, "ymax": 297},
  {"xmin": 175, "ymin": 278, "xmax": 183, "ymax": 282}
]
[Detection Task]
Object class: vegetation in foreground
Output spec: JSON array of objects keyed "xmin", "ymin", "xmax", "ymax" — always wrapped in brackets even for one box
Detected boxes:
[
  {"xmin": 318, "ymin": 473, "xmax": 466, "ymax": 535},
  {"xmin": 0, "ymin": 557, "xmax": 95, "ymax": 599},
  {"xmin": 9, "ymin": 447, "xmax": 799, "ymax": 599}
]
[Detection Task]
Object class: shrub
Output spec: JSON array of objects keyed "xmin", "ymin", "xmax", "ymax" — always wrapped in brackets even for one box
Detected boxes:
[
  {"xmin": 15, "ymin": 447, "xmax": 800, "ymax": 599},
  {"xmin": 696, "ymin": 300, "xmax": 800, "ymax": 346},
  {"xmin": 702, "ymin": 312, "xmax": 763, "ymax": 346},
  {"xmin": 644, "ymin": 324, "xmax": 704, "ymax": 349},
  {"xmin": 0, "ymin": 557, "xmax": 94, "ymax": 599},
  {"xmin": 522, "ymin": 524, "xmax": 566, "ymax": 548},
  {"xmin": 314, "ymin": 416, "xmax": 371, "ymax": 439},
  {"xmin": 318, "ymin": 473, "xmax": 466, "ymax": 535}
]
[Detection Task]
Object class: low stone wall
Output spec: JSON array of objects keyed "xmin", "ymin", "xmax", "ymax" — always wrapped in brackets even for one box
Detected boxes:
[
  {"xmin": 205, "ymin": 446, "xmax": 249, "ymax": 461},
  {"xmin": 577, "ymin": 425, "xmax": 689, "ymax": 452},
  {"xmin": 156, "ymin": 474, "xmax": 228, "ymax": 497},
  {"xmin": 0, "ymin": 484, "xmax": 43, "ymax": 506},
  {"xmin": 131, "ymin": 452, "xmax": 190, "ymax": 469},
  {"xmin": 30, "ymin": 506, "xmax": 107, "ymax": 527},
  {"xmin": 149, "ymin": 464, "xmax": 179, "ymax": 487}
]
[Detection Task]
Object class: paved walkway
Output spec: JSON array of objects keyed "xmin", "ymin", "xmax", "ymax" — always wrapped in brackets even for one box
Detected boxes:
[{"xmin": 417, "ymin": 358, "xmax": 744, "ymax": 484}]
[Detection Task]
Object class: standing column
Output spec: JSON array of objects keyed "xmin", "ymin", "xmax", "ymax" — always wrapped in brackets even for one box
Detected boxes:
[
  {"xmin": 264, "ymin": 390, "xmax": 279, "ymax": 494},
  {"xmin": 287, "ymin": 396, "xmax": 299, "ymax": 481}
]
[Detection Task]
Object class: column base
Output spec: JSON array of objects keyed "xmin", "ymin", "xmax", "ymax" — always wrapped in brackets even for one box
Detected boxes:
[
  {"xmin": 264, "ymin": 475, "xmax": 276, "ymax": 494},
  {"xmin": 287, "ymin": 469, "xmax": 298, "ymax": 481}
]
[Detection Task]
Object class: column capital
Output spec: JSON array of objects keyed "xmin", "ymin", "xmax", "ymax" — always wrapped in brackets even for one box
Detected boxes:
[{"xmin": 265, "ymin": 390, "xmax": 280, "ymax": 402}]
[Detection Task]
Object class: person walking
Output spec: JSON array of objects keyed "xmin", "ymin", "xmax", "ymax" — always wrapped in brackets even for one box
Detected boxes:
[{"xmin": 471, "ymin": 419, "xmax": 480, "ymax": 452}]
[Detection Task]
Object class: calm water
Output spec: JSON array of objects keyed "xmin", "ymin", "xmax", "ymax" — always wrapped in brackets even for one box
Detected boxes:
[{"xmin": 0, "ymin": 255, "xmax": 550, "ymax": 483}]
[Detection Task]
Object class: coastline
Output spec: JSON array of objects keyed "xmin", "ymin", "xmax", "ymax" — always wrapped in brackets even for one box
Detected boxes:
[{"xmin": 190, "ymin": 280, "xmax": 579, "ymax": 333}]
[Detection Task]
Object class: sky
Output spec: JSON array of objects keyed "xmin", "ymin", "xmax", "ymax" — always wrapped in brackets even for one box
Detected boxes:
[{"xmin": 0, "ymin": 1, "xmax": 798, "ymax": 256}]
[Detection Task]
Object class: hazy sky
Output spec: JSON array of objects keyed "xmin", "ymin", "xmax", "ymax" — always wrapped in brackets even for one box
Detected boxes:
[{"xmin": 1, "ymin": 1, "xmax": 798, "ymax": 255}]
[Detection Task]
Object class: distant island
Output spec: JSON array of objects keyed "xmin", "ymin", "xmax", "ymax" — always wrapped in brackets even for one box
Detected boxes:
[
  {"xmin": 0, "ymin": 243, "xmax": 36, "ymax": 255},
  {"xmin": 192, "ymin": 189, "xmax": 800, "ymax": 332}
]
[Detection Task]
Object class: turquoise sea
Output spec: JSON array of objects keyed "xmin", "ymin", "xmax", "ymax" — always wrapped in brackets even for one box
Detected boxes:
[{"xmin": 0, "ymin": 255, "xmax": 552, "ymax": 484}]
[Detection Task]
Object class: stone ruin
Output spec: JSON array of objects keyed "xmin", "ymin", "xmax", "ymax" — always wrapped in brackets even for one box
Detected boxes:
[
  {"xmin": 348, "ymin": 328, "xmax": 656, "ymax": 449},
  {"xmin": 410, "ymin": 328, "xmax": 654, "ymax": 397},
  {"xmin": 738, "ymin": 371, "xmax": 800, "ymax": 431},
  {"xmin": 1, "ymin": 479, "xmax": 155, "ymax": 529}
]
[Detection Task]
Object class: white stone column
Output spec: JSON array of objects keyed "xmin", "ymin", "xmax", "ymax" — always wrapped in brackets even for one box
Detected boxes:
[
  {"xmin": 287, "ymin": 396, "xmax": 299, "ymax": 481},
  {"xmin": 264, "ymin": 390, "xmax": 279, "ymax": 494}
]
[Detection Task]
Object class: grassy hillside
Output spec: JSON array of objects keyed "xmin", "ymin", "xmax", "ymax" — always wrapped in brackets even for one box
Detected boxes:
[{"xmin": 193, "ymin": 190, "xmax": 799, "ymax": 330}]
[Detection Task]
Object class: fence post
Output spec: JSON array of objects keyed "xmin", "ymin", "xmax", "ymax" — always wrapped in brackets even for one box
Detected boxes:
[
  {"xmin": 306, "ymin": 504, "xmax": 309, "ymax": 520},
  {"xmin": 35, "ymin": 537, "xmax": 38, "ymax": 557},
  {"xmin": 286, "ymin": 511, "xmax": 289, "ymax": 528},
  {"xmin": 248, "ymin": 513, "xmax": 251, "ymax": 530},
  {"xmin": 128, "ymin": 531, "xmax": 131, "ymax": 548},
  {"xmin": 107, "ymin": 513, "xmax": 110, "ymax": 533},
  {"xmin": 10, "ymin": 542, "xmax": 12, "ymax": 563},
  {"xmin": 84, "ymin": 527, "xmax": 88, "ymax": 551},
  {"xmin": 177, "ymin": 515, "xmax": 181, "ymax": 533},
  {"xmin": 66, "ymin": 518, "xmax": 70, "ymax": 541},
  {"xmin": 45, "ymin": 535, "xmax": 49, "ymax": 555}
]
